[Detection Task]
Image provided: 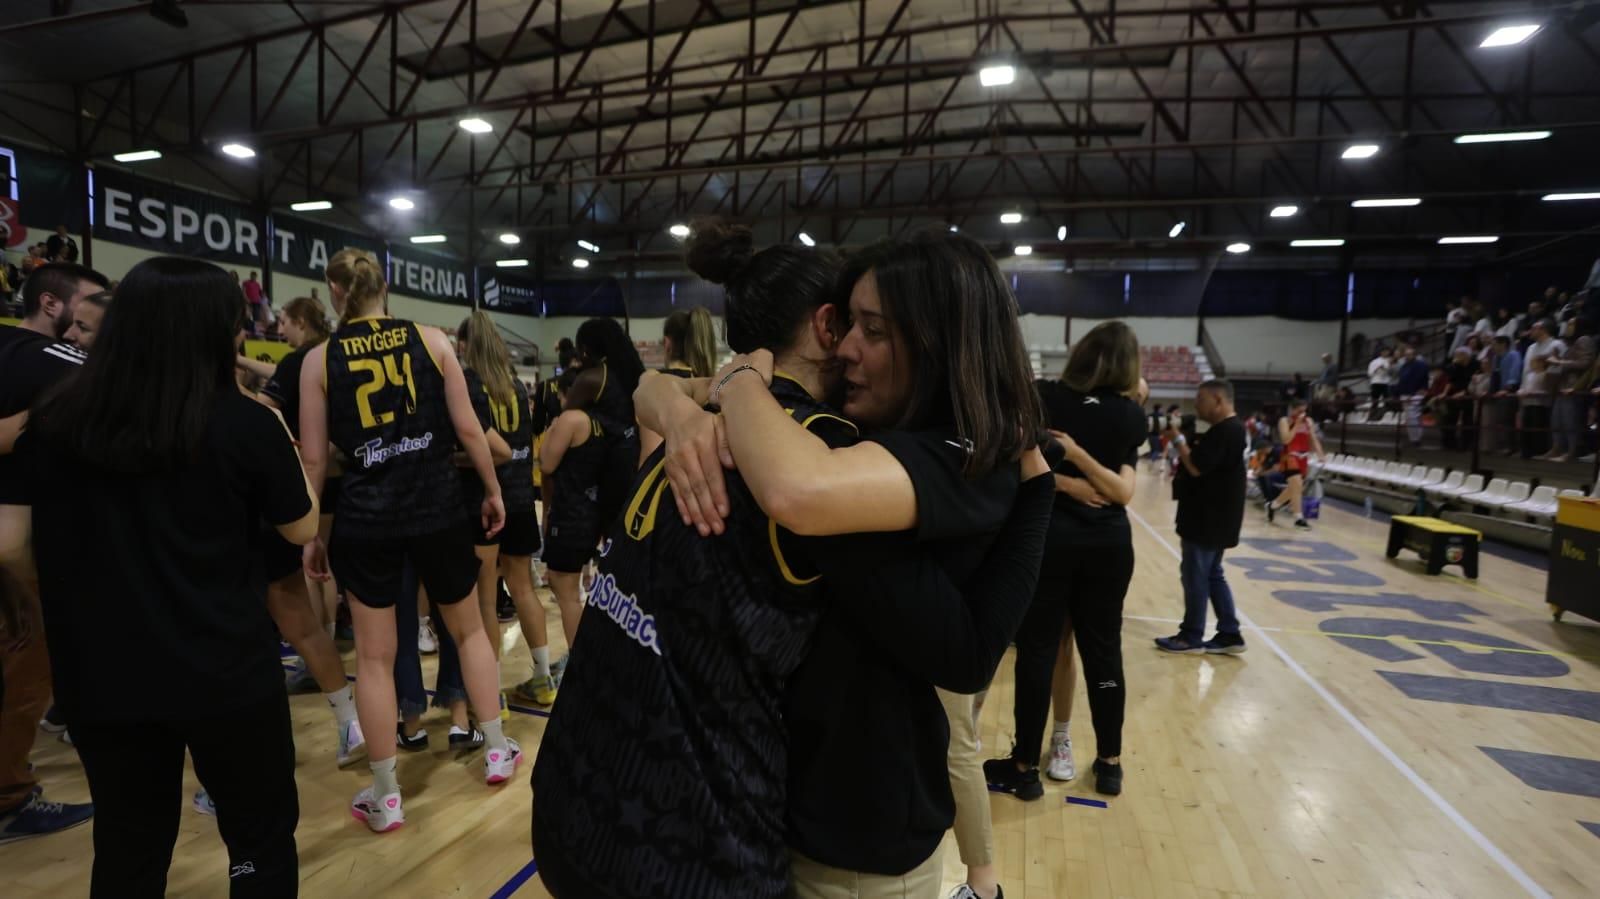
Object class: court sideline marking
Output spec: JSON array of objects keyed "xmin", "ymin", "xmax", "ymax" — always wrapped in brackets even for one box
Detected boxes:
[{"xmin": 1127, "ymin": 508, "xmax": 1552, "ymax": 899}]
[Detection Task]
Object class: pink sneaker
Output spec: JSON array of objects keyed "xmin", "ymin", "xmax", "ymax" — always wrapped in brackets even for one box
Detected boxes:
[
  {"xmin": 351, "ymin": 787, "xmax": 404, "ymax": 833},
  {"xmin": 485, "ymin": 738, "xmax": 523, "ymax": 785}
]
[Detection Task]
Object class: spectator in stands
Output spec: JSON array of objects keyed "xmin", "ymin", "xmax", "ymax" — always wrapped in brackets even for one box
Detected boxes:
[
  {"xmin": 1439, "ymin": 347, "xmax": 1476, "ymax": 451},
  {"xmin": 1519, "ymin": 355, "xmax": 1554, "ymax": 459},
  {"xmin": 1523, "ymin": 319, "xmax": 1565, "ymax": 380},
  {"xmin": 20, "ymin": 244, "xmax": 45, "ymax": 277},
  {"xmin": 1394, "ymin": 345, "xmax": 1431, "ymax": 448},
  {"xmin": 1493, "ymin": 307, "xmax": 1519, "ymax": 341},
  {"xmin": 1367, "ymin": 346, "xmax": 1394, "ymax": 417},
  {"xmin": 1484, "ymin": 336, "xmax": 1521, "ymax": 455},
  {"xmin": 241, "ymin": 271, "xmax": 267, "ymax": 328},
  {"xmin": 1470, "ymin": 355, "xmax": 1494, "ymax": 401},
  {"xmin": 1518, "ymin": 302, "xmax": 1549, "ymax": 353},
  {"xmin": 1314, "ymin": 353, "xmax": 1338, "ymax": 402},
  {"xmin": 1545, "ymin": 318, "xmax": 1596, "ymax": 462},
  {"xmin": 1280, "ymin": 372, "xmax": 1308, "ymax": 404},
  {"xmin": 44, "ymin": 226, "xmax": 77, "ymax": 264}
]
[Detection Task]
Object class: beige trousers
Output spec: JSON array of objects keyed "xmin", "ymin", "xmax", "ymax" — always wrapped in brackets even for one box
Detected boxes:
[
  {"xmin": 790, "ymin": 844, "xmax": 945, "ymax": 899},
  {"xmin": 939, "ymin": 687, "xmax": 996, "ymax": 867}
]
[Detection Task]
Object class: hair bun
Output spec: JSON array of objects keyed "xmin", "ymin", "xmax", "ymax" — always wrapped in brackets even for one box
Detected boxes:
[{"xmin": 685, "ymin": 220, "xmax": 755, "ymax": 286}]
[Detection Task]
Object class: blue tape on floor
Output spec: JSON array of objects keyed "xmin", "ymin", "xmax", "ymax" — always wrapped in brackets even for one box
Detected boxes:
[
  {"xmin": 488, "ymin": 858, "xmax": 539, "ymax": 899},
  {"xmin": 1065, "ymin": 796, "xmax": 1108, "ymax": 808}
]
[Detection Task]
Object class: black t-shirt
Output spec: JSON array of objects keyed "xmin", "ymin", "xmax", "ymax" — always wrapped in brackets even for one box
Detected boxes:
[
  {"xmin": 260, "ymin": 344, "xmax": 311, "ymax": 440},
  {"xmin": 1035, "ymin": 381, "xmax": 1146, "ymax": 545},
  {"xmin": 0, "ymin": 325, "xmax": 84, "ymax": 505},
  {"xmin": 1174, "ymin": 416, "xmax": 1247, "ymax": 549},
  {"xmin": 785, "ymin": 428, "xmax": 1034, "ymax": 876},
  {"xmin": 17, "ymin": 392, "xmax": 311, "ymax": 723},
  {"xmin": 532, "ymin": 375, "xmax": 857, "ymax": 899}
]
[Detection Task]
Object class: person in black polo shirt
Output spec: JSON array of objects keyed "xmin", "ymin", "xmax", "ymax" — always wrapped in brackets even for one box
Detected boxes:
[
  {"xmin": 1156, "ymin": 379, "xmax": 1249, "ymax": 654},
  {"xmin": 986, "ymin": 321, "xmax": 1148, "ymax": 801},
  {"xmin": 7, "ymin": 257, "xmax": 317, "ymax": 894},
  {"xmin": 646, "ymin": 231, "xmax": 1051, "ymax": 899},
  {"xmin": 0, "ymin": 261, "xmax": 105, "ymax": 845}
]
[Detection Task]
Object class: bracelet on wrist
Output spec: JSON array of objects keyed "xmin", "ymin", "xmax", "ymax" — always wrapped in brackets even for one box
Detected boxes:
[{"xmin": 708, "ymin": 364, "xmax": 760, "ymax": 409}]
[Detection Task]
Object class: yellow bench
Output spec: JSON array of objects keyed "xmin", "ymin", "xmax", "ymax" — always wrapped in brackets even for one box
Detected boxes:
[{"xmin": 1386, "ymin": 515, "xmax": 1482, "ymax": 578}]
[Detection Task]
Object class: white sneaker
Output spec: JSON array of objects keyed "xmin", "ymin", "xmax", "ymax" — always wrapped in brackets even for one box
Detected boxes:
[
  {"xmin": 336, "ymin": 718, "xmax": 366, "ymax": 768},
  {"xmin": 485, "ymin": 737, "xmax": 523, "ymax": 785},
  {"xmin": 193, "ymin": 789, "xmax": 216, "ymax": 816},
  {"xmin": 1045, "ymin": 735, "xmax": 1076, "ymax": 782},
  {"xmin": 417, "ymin": 617, "xmax": 438, "ymax": 654},
  {"xmin": 351, "ymin": 787, "xmax": 404, "ymax": 833}
]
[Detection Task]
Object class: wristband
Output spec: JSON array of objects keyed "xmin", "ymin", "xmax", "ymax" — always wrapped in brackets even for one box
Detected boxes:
[{"xmin": 708, "ymin": 364, "xmax": 760, "ymax": 409}]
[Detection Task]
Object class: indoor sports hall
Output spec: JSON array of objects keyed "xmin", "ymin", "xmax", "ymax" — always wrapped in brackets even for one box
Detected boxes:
[{"xmin": 2, "ymin": 3, "xmax": 1598, "ymax": 898}]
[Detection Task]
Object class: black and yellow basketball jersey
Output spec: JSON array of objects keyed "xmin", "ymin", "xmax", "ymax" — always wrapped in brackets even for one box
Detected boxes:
[
  {"xmin": 661, "ymin": 362, "xmax": 695, "ymax": 378},
  {"xmin": 531, "ymin": 373, "xmax": 857, "ymax": 899},
  {"xmin": 464, "ymin": 369, "xmax": 536, "ymax": 513},
  {"xmin": 325, "ymin": 316, "xmax": 462, "ymax": 538},
  {"xmin": 545, "ymin": 411, "xmax": 611, "ymax": 541}
]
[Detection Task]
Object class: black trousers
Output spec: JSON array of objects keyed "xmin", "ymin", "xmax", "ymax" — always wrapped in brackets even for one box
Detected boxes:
[
  {"xmin": 1520, "ymin": 404, "xmax": 1552, "ymax": 458},
  {"xmin": 1009, "ymin": 534, "xmax": 1135, "ymax": 766},
  {"xmin": 70, "ymin": 690, "xmax": 300, "ymax": 898}
]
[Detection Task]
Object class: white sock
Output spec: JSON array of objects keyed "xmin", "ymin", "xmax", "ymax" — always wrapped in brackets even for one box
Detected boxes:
[
  {"xmin": 326, "ymin": 686, "xmax": 358, "ymax": 727},
  {"xmin": 1052, "ymin": 720, "xmax": 1071, "ymax": 742},
  {"xmin": 479, "ymin": 718, "xmax": 508, "ymax": 752},
  {"xmin": 370, "ymin": 756, "xmax": 399, "ymax": 797},
  {"xmin": 530, "ymin": 646, "xmax": 550, "ymax": 678}
]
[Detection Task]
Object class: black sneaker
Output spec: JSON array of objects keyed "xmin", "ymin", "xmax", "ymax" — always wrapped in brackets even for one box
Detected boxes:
[
  {"xmin": 396, "ymin": 724, "xmax": 429, "ymax": 752},
  {"xmin": 496, "ymin": 580, "xmax": 516, "ymax": 622},
  {"xmin": 1204, "ymin": 633, "xmax": 1247, "ymax": 655},
  {"xmin": 982, "ymin": 757, "xmax": 1044, "ymax": 801},
  {"xmin": 1294, "ymin": 518, "xmax": 1311, "ymax": 530},
  {"xmin": 448, "ymin": 726, "xmax": 484, "ymax": 752},
  {"xmin": 1092, "ymin": 759, "xmax": 1123, "ymax": 796},
  {"xmin": 1154, "ymin": 634, "xmax": 1204, "ymax": 655},
  {"xmin": 1265, "ymin": 500, "xmax": 1277, "ymax": 523}
]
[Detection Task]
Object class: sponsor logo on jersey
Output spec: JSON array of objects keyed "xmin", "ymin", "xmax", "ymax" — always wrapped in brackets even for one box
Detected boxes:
[
  {"xmin": 586, "ymin": 571, "xmax": 660, "ymax": 655},
  {"xmin": 511, "ymin": 447, "xmax": 532, "ymax": 461},
  {"xmin": 353, "ymin": 432, "xmax": 434, "ymax": 468}
]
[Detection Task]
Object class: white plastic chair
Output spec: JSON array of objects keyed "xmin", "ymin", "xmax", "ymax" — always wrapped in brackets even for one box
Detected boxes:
[
  {"xmin": 1507, "ymin": 485, "xmax": 1559, "ymax": 519},
  {"xmin": 1439, "ymin": 473, "xmax": 1486, "ymax": 501},
  {"xmin": 1460, "ymin": 477, "xmax": 1509, "ymax": 507},
  {"xmin": 1426, "ymin": 471, "xmax": 1465, "ymax": 498},
  {"xmin": 1405, "ymin": 467, "xmax": 1447, "ymax": 489},
  {"xmin": 1482, "ymin": 481, "xmax": 1531, "ymax": 511}
]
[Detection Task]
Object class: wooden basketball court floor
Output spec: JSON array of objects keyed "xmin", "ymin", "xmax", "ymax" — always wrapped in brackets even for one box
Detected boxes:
[{"xmin": 6, "ymin": 466, "xmax": 1600, "ymax": 898}]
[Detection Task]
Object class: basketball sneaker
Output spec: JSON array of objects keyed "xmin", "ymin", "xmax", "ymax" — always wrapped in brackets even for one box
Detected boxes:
[
  {"xmin": 351, "ymin": 787, "xmax": 404, "ymax": 833},
  {"xmin": 1154, "ymin": 634, "xmax": 1205, "ymax": 654},
  {"xmin": 417, "ymin": 617, "xmax": 438, "ymax": 655},
  {"xmin": 336, "ymin": 718, "xmax": 366, "ymax": 768},
  {"xmin": 485, "ymin": 738, "xmax": 523, "ymax": 785},
  {"xmin": 1204, "ymin": 633, "xmax": 1247, "ymax": 655},
  {"xmin": 1093, "ymin": 759, "xmax": 1124, "ymax": 796},
  {"xmin": 38, "ymin": 705, "xmax": 67, "ymax": 734},
  {"xmin": 1046, "ymin": 734, "xmax": 1076, "ymax": 782},
  {"xmin": 514, "ymin": 673, "xmax": 558, "ymax": 707},
  {"xmin": 448, "ymin": 726, "xmax": 485, "ymax": 751},
  {"xmin": 982, "ymin": 757, "xmax": 1043, "ymax": 801}
]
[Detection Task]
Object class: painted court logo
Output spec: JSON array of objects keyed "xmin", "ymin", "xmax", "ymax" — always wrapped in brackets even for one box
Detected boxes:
[
  {"xmin": 586, "ymin": 571, "xmax": 660, "ymax": 656},
  {"xmin": 353, "ymin": 432, "xmax": 434, "ymax": 468}
]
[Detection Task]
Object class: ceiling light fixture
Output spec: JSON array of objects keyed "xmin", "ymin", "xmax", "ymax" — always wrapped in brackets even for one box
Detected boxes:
[
  {"xmin": 577, "ymin": 239, "xmax": 599, "ymax": 253},
  {"xmin": 1542, "ymin": 191, "xmax": 1600, "ymax": 202},
  {"xmin": 113, "ymin": 149, "xmax": 162, "ymax": 163},
  {"xmin": 572, "ymin": 258, "xmax": 591, "ymax": 269},
  {"xmin": 290, "ymin": 200, "xmax": 333, "ymax": 212},
  {"xmin": 498, "ymin": 232, "xmax": 521, "ymax": 245},
  {"xmin": 1480, "ymin": 24, "xmax": 1541, "ymax": 48},
  {"xmin": 1455, "ymin": 130, "xmax": 1551, "ymax": 144},
  {"xmin": 1168, "ymin": 222, "xmax": 1186, "ymax": 238},
  {"xmin": 669, "ymin": 223, "xmax": 691, "ymax": 238},
  {"xmin": 1225, "ymin": 242, "xmax": 1252, "ymax": 254},
  {"xmin": 948, "ymin": 225, "xmax": 959, "ymax": 233},
  {"xmin": 220, "ymin": 143, "xmax": 256, "ymax": 159},
  {"xmin": 409, "ymin": 234, "xmax": 446, "ymax": 244},
  {"xmin": 1056, "ymin": 226, "xmax": 1067, "ymax": 241},
  {"xmin": 1290, "ymin": 239, "xmax": 1346, "ymax": 247},
  {"xmin": 1269, "ymin": 204, "xmax": 1300, "ymax": 218},
  {"xmin": 496, "ymin": 258, "xmax": 530, "ymax": 267},
  {"xmin": 389, "ymin": 197, "xmax": 415, "ymax": 211},
  {"xmin": 797, "ymin": 232, "xmax": 816, "ymax": 247},
  {"xmin": 1341, "ymin": 143, "xmax": 1380, "ymax": 160},
  {"xmin": 999, "ymin": 211, "xmax": 1023, "ymax": 225},
  {"xmin": 1013, "ymin": 245, "xmax": 1033, "ymax": 256},
  {"xmin": 458, "ymin": 117, "xmax": 493, "ymax": 134},
  {"xmin": 978, "ymin": 64, "xmax": 1016, "ymax": 87},
  {"xmin": 1438, "ymin": 235, "xmax": 1500, "ymax": 245},
  {"xmin": 1351, "ymin": 197, "xmax": 1422, "ymax": 208}
]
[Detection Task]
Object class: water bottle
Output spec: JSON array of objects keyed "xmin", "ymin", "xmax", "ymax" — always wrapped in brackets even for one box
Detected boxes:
[{"xmin": 1364, "ymin": 497, "xmax": 1374, "ymax": 518}]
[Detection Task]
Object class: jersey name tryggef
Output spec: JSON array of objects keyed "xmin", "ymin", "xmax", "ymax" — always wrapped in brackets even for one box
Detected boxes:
[{"xmin": 338, "ymin": 326, "xmax": 411, "ymax": 357}]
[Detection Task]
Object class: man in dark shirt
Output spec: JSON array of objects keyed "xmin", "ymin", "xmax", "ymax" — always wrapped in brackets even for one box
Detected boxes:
[
  {"xmin": 1393, "ymin": 345, "xmax": 1432, "ymax": 447},
  {"xmin": 1156, "ymin": 379, "xmax": 1248, "ymax": 655},
  {"xmin": 0, "ymin": 262, "xmax": 106, "ymax": 843}
]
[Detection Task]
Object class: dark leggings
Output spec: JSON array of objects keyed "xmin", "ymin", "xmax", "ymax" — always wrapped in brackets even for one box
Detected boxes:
[
  {"xmin": 70, "ymin": 691, "xmax": 299, "ymax": 898},
  {"xmin": 1009, "ymin": 533, "xmax": 1135, "ymax": 766}
]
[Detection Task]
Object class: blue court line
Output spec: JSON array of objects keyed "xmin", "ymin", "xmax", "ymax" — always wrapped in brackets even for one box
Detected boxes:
[
  {"xmin": 488, "ymin": 858, "xmax": 539, "ymax": 899},
  {"xmin": 1065, "ymin": 796, "xmax": 1108, "ymax": 809}
]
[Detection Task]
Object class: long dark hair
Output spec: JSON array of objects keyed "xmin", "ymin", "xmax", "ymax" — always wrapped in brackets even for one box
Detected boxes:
[
  {"xmin": 32, "ymin": 256, "xmax": 245, "ymax": 472},
  {"xmin": 686, "ymin": 219, "xmax": 841, "ymax": 355},
  {"xmin": 1062, "ymin": 320, "xmax": 1141, "ymax": 395},
  {"xmin": 575, "ymin": 317, "xmax": 645, "ymax": 397},
  {"xmin": 842, "ymin": 231, "xmax": 1041, "ymax": 476}
]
